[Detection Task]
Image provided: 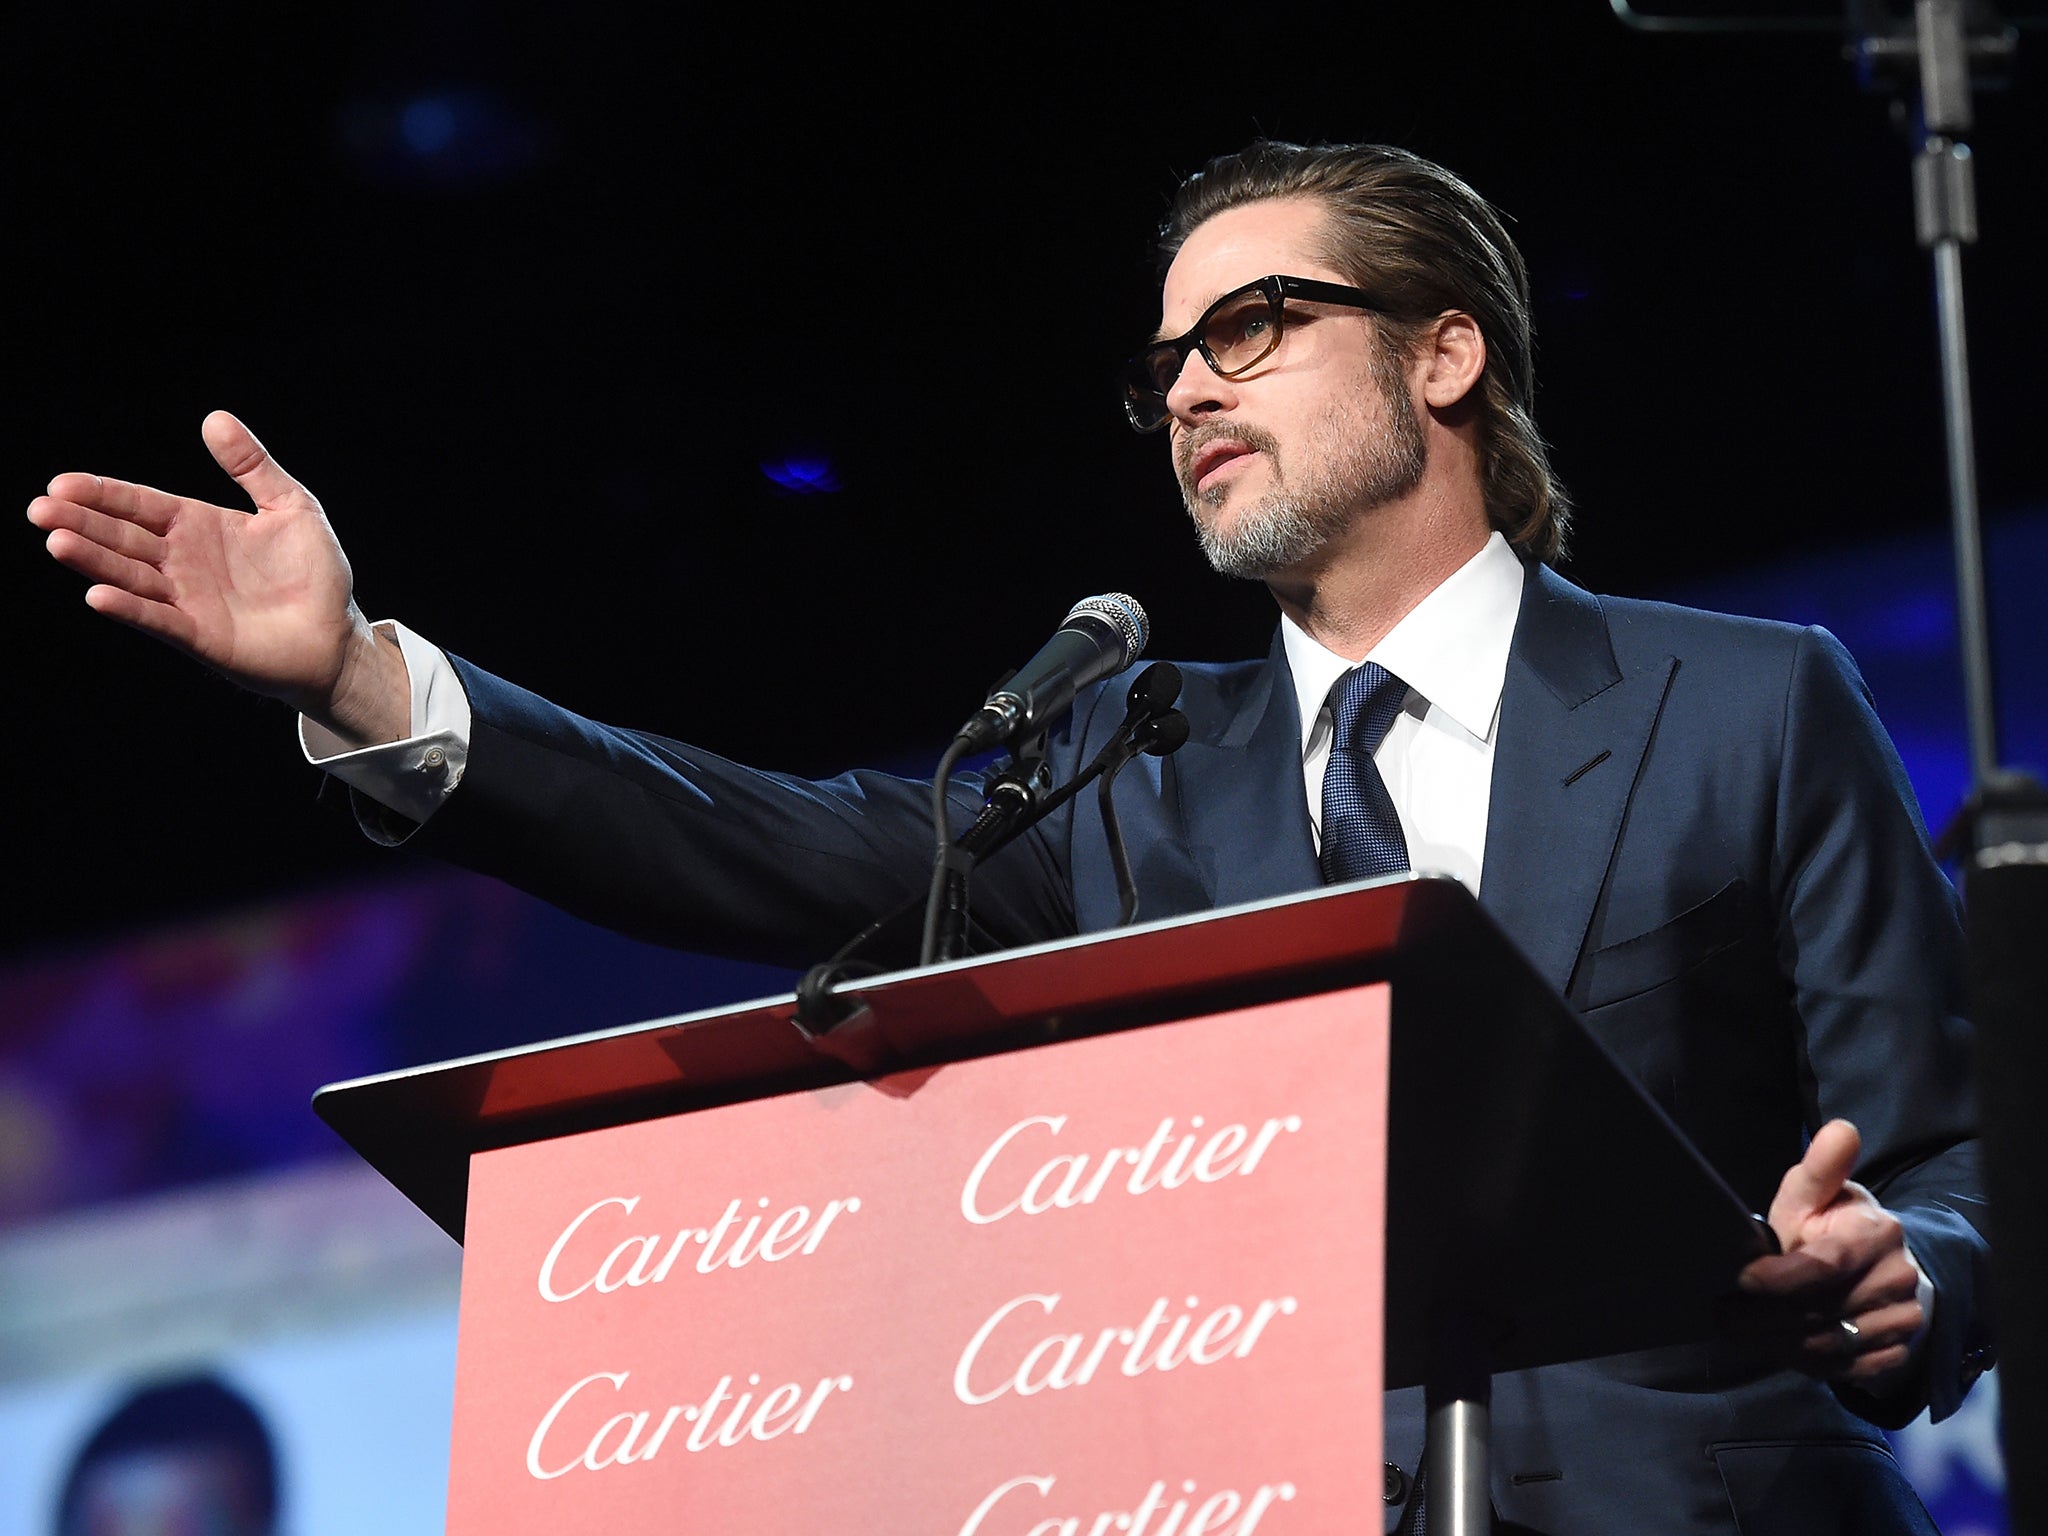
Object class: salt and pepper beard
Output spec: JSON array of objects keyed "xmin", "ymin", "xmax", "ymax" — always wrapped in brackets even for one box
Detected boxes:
[{"xmin": 1178, "ymin": 340, "xmax": 1427, "ymax": 581}]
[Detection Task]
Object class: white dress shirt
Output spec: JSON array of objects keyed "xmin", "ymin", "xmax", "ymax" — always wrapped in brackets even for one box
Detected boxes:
[{"xmin": 1284, "ymin": 530, "xmax": 1523, "ymax": 892}]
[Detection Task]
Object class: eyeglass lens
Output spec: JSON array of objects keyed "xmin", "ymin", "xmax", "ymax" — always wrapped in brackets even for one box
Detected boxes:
[{"xmin": 1143, "ymin": 285, "xmax": 1283, "ymax": 398}]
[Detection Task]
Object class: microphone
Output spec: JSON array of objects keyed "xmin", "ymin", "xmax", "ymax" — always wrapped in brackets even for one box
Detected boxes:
[
  {"xmin": 1118, "ymin": 661, "xmax": 1182, "ymax": 728},
  {"xmin": 956, "ymin": 593, "xmax": 1149, "ymax": 749},
  {"xmin": 1134, "ymin": 709, "xmax": 1191, "ymax": 757}
]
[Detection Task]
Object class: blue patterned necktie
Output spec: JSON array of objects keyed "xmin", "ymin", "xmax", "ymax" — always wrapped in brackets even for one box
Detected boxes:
[{"xmin": 1319, "ymin": 661, "xmax": 1412, "ymax": 883}]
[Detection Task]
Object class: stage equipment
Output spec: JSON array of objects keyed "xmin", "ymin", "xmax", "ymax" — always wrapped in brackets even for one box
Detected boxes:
[
  {"xmin": 920, "ymin": 601, "xmax": 1155, "ymax": 967},
  {"xmin": 954, "ymin": 592, "xmax": 1148, "ymax": 752},
  {"xmin": 1617, "ymin": 5, "xmax": 2048, "ymax": 1529}
]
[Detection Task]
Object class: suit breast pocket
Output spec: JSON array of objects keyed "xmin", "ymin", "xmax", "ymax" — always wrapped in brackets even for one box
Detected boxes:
[{"xmin": 1575, "ymin": 877, "xmax": 1756, "ymax": 1012}]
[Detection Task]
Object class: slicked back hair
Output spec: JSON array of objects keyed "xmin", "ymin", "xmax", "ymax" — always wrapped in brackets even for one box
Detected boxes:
[{"xmin": 1159, "ymin": 141, "xmax": 1571, "ymax": 563}]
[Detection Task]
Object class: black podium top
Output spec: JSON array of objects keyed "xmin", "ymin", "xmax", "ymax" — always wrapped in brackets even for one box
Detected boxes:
[{"xmin": 315, "ymin": 873, "xmax": 1772, "ymax": 1387}]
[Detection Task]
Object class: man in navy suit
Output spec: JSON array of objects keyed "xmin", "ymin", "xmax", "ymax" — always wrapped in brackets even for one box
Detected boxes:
[{"xmin": 31, "ymin": 141, "xmax": 1987, "ymax": 1531}]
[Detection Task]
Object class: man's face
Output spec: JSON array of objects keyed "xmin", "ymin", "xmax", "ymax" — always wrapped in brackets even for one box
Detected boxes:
[
  {"xmin": 64, "ymin": 1446, "xmax": 271, "ymax": 1536},
  {"xmin": 1156, "ymin": 197, "xmax": 1425, "ymax": 579}
]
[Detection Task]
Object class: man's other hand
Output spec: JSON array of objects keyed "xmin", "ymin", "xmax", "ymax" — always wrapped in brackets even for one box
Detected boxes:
[
  {"xmin": 1738, "ymin": 1118, "xmax": 1927, "ymax": 1384},
  {"xmin": 29, "ymin": 412, "xmax": 409, "ymax": 746}
]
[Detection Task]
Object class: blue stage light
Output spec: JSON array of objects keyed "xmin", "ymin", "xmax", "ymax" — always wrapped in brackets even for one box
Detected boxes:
[
  {"xmin": 400, "ymin": 96, "xmax": 459, "ymax": 156},
  {"xmin": 761, "ymin": 456, "xmax": 842, "ymax": 493},
  {"xmin": 336, "ymin": 87, "xmax": 551, "ymax": 187}
]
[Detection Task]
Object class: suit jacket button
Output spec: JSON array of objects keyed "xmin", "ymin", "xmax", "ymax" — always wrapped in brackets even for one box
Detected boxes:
[{"xmin": 1384, "ymin": 1464, "xmax": 1409, "ymax": 1504}]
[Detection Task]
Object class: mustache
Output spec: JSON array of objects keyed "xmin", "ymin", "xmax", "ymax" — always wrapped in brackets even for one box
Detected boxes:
[{"xmin": 1175, "ymin": 421, "xmax": 1282, "ymax": 491}]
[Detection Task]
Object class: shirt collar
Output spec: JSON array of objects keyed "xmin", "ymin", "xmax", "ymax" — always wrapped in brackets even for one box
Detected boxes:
[{"xmin": 1281, "ymin": 531, "xmax": 1525, "ymax": 751}]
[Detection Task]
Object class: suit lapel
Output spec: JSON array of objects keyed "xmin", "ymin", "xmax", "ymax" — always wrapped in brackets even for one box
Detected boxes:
[
  {"xmin": 1175, "ymin": 628, "xmax": 1322, "ymax": 908},
  {"xmin": 1166, "ymin": 564, "xmax": 1673, "ymax": 982},
  {"xmin": 1480, "ymin": 563, "xmax": 1676, "ymax": 996}
]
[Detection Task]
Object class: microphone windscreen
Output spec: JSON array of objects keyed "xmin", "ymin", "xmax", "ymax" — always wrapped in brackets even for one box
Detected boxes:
[
  {"xmin": 1065, "ymin": 592, "xmax": 1149, "ymax": 664},
  {"xmin": 1137, "ymin": 710, "xmax": 1191, "ymax": 756},
  {"xmin": 1124, "ymin": 661, "xmax": 1183, "ymax": 718}
]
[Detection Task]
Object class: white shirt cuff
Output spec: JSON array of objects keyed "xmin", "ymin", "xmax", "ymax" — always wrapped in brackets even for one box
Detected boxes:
[
  {"xmin": 299, "ymin": 620, "xmax": 471, "ymax": 840},
  {"xmin": 1904, "ymin": 1241, "xmax": 1936, "ymax": 1355}
]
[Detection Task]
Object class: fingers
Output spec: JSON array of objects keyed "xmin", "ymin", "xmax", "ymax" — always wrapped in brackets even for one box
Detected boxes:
[
  {"xmin": 1838, "ymin": 1240, "xmax": 1919, "ymax": 1317},
  {"xmin": 1733, "ymin": 1274, "xmax": 1924, "ymax": 1383},
  {"xmin": 41, "ymin": 524, "xmax": 175, "ymax": 605},
  {"xmin": 34, "ymin": 412, "xmax": 309, "ymax": 538},
  {"xmin": 28, "ymin": 494, "xmax": 169, "ymax": 564},
  {"xmin": 32, "ymin": 484, "xmax": 174, "ymax": 600},
  {"xmin": 1733, "ymin": 1129, "xmax": 1925, "ymax": 1386},
  {"xmin": 202, "ymin": 410, "xmax": 318, "ymax": 513},
  {"xmin": 1796, "ymin": 1296, "xmax": 1924, "ymax": 1383},
  {"xmin": 1739, "ymin": 1245, "xmax": 1846, "ymax": 1299},
  {"xmin": 1823, "ymin": 1297, "xmax": 1925, "ymax": 1354},
  {"xmin": 1744, "ymin": 1244, "xmax": 1918, "ymax": 1332},
  {"xmin": 38, "ymin": 473, "xmax": 188, "ymax": 534},
  {"xmin": 1765, "ymin": 1118, "xmax": 1861, "ymax": 1245},
  {"xmin": 1741, "ymin": 1181, "xmax": 1905, "ymax": 1298},
  {"xmin": 84, "ymin": 583, "xmax": 200, "ymax": 654}
]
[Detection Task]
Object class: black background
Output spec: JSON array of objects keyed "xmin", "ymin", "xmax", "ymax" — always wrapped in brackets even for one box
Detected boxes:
[{"xmin": 11, "ymin": 1, "xmax": 2046, "ymax": 956}]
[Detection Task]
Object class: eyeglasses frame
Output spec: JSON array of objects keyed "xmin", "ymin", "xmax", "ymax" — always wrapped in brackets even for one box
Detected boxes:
[{"xmin": 1123, "ymin": 273, "xmax": 1389, "ymax": 433}]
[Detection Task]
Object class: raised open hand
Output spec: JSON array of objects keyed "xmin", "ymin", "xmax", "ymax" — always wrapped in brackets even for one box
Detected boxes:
[{"xmin": 30, "ymin": 411, "xmax": 408, "ymax": 743}]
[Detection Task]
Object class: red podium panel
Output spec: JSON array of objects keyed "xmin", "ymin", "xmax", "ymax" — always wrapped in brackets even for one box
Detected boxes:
[
  {"xmin": 320, "ymin": 878, "xmax": 1774, "ymax": 1536},
  {"xmin": 448, "ymin": 986, "xmax": 1389, "ymax": 1534}
]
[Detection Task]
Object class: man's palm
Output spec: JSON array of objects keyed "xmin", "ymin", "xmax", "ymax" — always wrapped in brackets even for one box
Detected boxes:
[{"xmin": 33, "ymin": 412, "xmax": 362, "ymax": 712}]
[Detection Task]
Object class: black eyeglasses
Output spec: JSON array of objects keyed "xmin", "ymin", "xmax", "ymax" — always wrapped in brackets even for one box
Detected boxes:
[{"xmin": 1122, "ymin": 274, "xmax": 1388, "ymax": 433}]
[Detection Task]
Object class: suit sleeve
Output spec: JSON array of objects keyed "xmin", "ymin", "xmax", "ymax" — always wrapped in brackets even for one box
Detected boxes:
[
  {"xmin": 1773, "ymin": 625, "xmax": 1993, "ymax": 1425},
  {"xmin": 402, "ymin": 657, "xmax": 1081, "ymax": 969}
]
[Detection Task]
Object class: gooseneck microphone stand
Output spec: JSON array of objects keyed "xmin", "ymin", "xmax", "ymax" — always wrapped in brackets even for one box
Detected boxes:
[{"xmin": 792, "ymin": 665, "xmax": 1188, "ymax": 1040}]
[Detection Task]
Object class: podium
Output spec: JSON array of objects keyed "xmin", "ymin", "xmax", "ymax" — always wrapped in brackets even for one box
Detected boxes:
[{"xmin": 316, "ymin": 874, "xmax": 1771, "ymax": 1534}]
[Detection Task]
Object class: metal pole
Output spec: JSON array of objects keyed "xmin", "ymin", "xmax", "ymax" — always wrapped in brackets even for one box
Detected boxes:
[
  {"xmin": 1423, "ymin": 1313, "xmax": 1493, "ymax": 1536},
  {"xmin": 1424, "ymin": 1391, "xmax": 1491, "ymax": 1536},
  {"xmin": 1912, "ymin": 0, "xmax": 2002, "ymax": 788},
  {"xmin": 1928, "ymin": 232, "xmax": 2000, "ymax": 786}
]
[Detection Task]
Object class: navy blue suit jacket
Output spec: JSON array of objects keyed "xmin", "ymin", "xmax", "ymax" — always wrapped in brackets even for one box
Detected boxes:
[{"xmin": 417, "ymin": 561, "xmax": 1989, "ymax": 1534}]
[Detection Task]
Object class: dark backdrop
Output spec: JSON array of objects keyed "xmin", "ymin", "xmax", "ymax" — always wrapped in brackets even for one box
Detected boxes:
[{"xmin": 11, "ymin": 1, "xmax": 2046, "ymax": 955}]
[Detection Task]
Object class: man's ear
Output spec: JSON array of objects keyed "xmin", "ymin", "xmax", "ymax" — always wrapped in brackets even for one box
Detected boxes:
[{"xmin": 1421, "ymin": 312, "xmax": 1486, "ymax": 410}]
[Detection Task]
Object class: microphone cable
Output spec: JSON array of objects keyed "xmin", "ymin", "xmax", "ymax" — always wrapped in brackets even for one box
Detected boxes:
[
  {"xmin": 795, "ymin": 664, "xmax": 1186, "ymax": 1032},
  {"xmin": 1098, "ymin": 708, "xmax": 1193, "ymax": 928}
]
